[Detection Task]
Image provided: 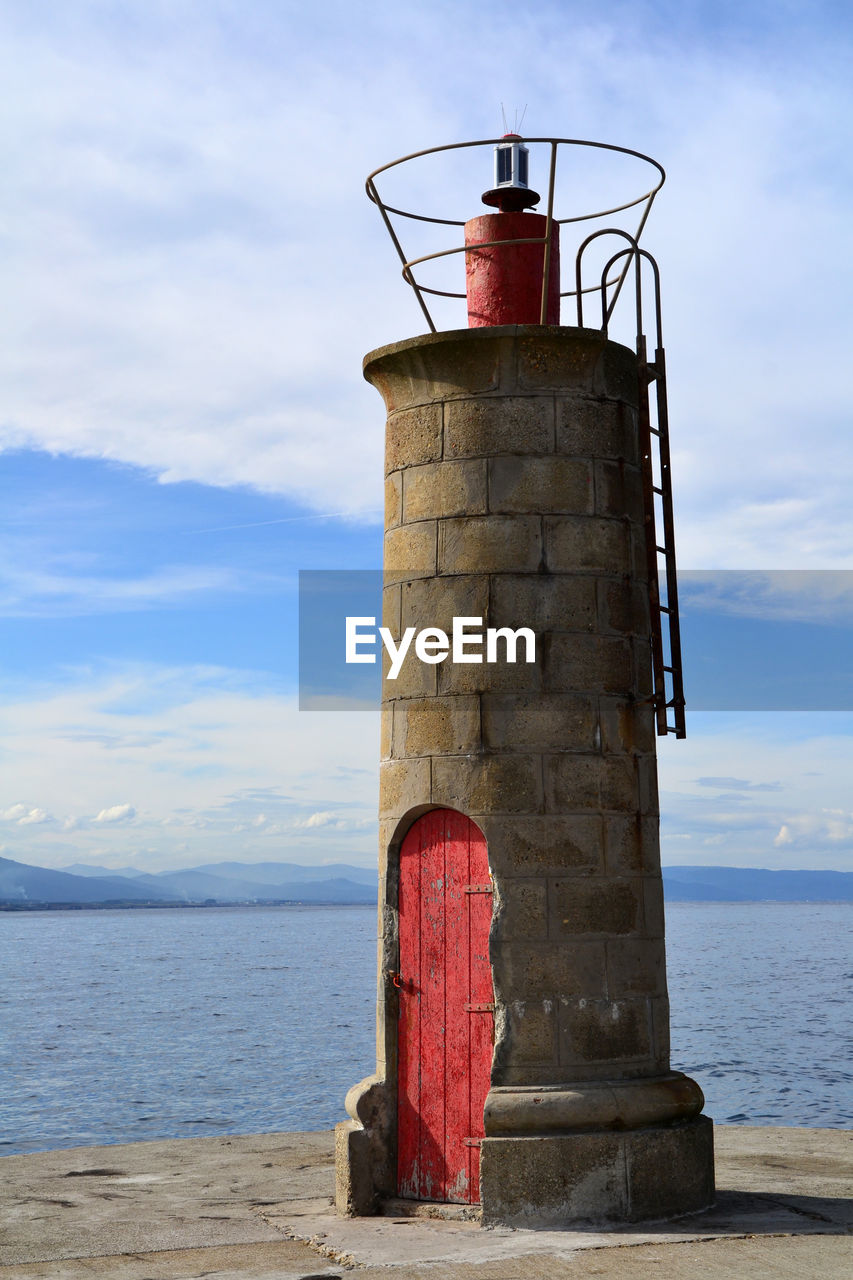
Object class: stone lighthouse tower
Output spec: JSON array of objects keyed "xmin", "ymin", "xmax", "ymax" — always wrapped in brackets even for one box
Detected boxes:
[{"xmin": 336, "ymin": 135, "xmax": 714, "ymax": 1226}]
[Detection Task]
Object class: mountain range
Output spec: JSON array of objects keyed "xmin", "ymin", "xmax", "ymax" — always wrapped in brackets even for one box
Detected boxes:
[
  {"xmin": 0, "ymin": 855, "xmax": 377, "ymax": 907},
  {"xmin": 662, "ymin": 865, "xmax": 853, "ymax": 902},
  {"xmin": 1, "ymin": 854, "xmax": 852, "ymax": 908}
]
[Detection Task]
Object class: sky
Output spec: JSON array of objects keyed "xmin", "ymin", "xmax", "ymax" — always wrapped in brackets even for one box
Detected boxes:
[{"xmin": 1, "ymin": 0, "xmax": 852, "ymax": 874}]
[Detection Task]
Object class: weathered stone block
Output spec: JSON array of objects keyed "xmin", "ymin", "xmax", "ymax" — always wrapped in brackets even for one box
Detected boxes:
[
  {"xmin": 556, "ymin": 396, "xmax": 638, "ymax": 462},
  {"xmin": 650, "ymin": 995, "xmax": 672, "ymax": 1067},
  {"xmin": 335, "ymin": 1119, "xmax": 375, "ymax": 1216},
  {"xmin": 500, "ymin": 998, "xmax": 558, "ymax": 1065},
  {"xmin": 485, "ymin": 814, "xmax": 605, "ymax": 878},
  {"xmin": 631, "ymin": 526, "xmax": 650, "ymax": 580},
  {"xmin": 544, "ymin": 634, "xmax": 633, "ymax": 695},
  {"xmin": 604, "ymin": 814, "xmax": 660, "ymax": 876},
  {"xmin": 385, "ymin": 470, "xmax": 402, "ymax": 528},
  {"xmin": 638, "ymin": 754, "xmax": 660, "ymax": 814},
  {"xmin": 365, "ymin": 330, "xmax": 505, "ymax": 412},
  {"xmin": 480, "ymin": 1119, "xmax": 714, "ymax": 1226},
  {"xmin": 494, "ymin": 880, "xmax": 548, "ymax": 939},
  {"xmin": 598, "ymin": 697, "xmax": 656, "ymax": 755},
  {"xmin": 483, "ymin": 1073, "xmax": 706, "ymax": 1137},
  {"xmin": 550, "ymin": 877, "xmax": 642, "ymax": 936},
  {"xmin": 633, "ymin": 634, "xmax": 654, "ymax": 698},
  {"xmin": 402, "ymin": 459, "xmax": 488, "ymax": 522},
  {"xmin": 558, "ymin": 996, "xmax": 652, "ymax": 1065},
  {"xmin": 643, "ymin": 876, "xmax": 666, "ymax": 939},
  {"xmin": 545, "ymin": 755, "xmax": 639, "ymax": 814},
  {"xmin": 385, "ymin": 404, "xmax": 443, "ymax": 472},
  {"xmin": 488, "ymin": 455, "xmax": 593, "ymax": 514},
  {"xmin": 482, "ymin": 692, "xmax": 597, "ymax": 752},
  {"xmin": 381, "ymin": 640, "xmax": 437, "ymax": 699},
  {"xmin": 378, "ymin": 757, "xmax": 430, "ymax": 819},
  {"xmin": 594, "ymin": 458, "xmax": 645, "ymax": 522},
  {"xmin": 400, "ymin": 573, "xmax": 488, "ymax": 635},
  {"xmin": 380, "ymin": 703, "xmax": 393, "ymax": 761},
  {"xmin": 496, "ymin": 940, "xmax": 608, "ymax": 999},
  {"xmin": 544, "ymin": 754, "xmax": 602, "ymax": 812},
  {"xmin": 600, "ymin": 755, "xmax": 640, "ymax": 811},
  {"xmin": 437, "ymin": 649, "xmax": 542, "ymax": 695},
  {"xmin": 383, "ymin": 521, "xmax": 437, "ymax": 581},
  {"xmin": 490, "ymin": 573, "xmax": 597, "ymax": 633},
  {"xmin": 393, "ymin": 695, "xmax": 481, "ymax": 757},
  {"xmin": 595, "ymin": 341, "xmax": 640, "ymax": 407},
  {"xmin": 516, "ymin": 329, "xmax": 606, "ymax": 391},
  {"xmin": 545, "ymin": 516, "xmax": 631, "ymax": 574},
  {"xmin": 438, "ymin": 514, "xmax": 542, "ymax": 574},
  {"xmin": 480, "ymin": 1131, "xmax": 626, "ymax": 1226},
  {"xmin": 605, "ymin": 937, "xmax": 667, "ymax": 997},
  {"xmin": 382, "ymin": 581, "xmax": 401, "ymax": 634},
  {"xmin": 431, "ymin": 753, "xmax": 542, "ymax": 814},
  {"xmin": 624, "ymin": 1117, "xmax": 715, "ymax": 1221},
  {"xmin": 597, "ymin": 576, "xmax": 651, "ymax": 637},
  {"xmin": 444, "ymin": 396, "xmax": 553, "ymax": 458}
]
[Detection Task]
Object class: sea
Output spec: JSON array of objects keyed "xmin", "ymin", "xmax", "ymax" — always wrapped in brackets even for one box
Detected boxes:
[{"xmin": 1, "ymin": 902, "xmax": 851, "ymax": 1156}]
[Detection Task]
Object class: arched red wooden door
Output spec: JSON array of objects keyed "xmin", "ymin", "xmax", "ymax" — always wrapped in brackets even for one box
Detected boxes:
[{"xmin": 396, "ymin": 808, "xmax": 493, "ymax": 1204}]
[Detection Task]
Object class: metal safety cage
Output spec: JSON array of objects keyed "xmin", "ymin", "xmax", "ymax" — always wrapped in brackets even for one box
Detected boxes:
[{"xmin": 365, "ymin": 136, "xmax": 665, "ymax": 334}]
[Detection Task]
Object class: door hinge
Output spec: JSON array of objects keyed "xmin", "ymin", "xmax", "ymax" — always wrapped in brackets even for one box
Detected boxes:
[
  {"xmin": 464, "ymin": 1002, "xmax": 495, "ymax": 1013},
  {"xmin": 464, "ymin": 884, "xmax": 493, "ymax": 894},
  {"xmin": 463, "ymin": 1138, "xmax": 482, "ymax": 1147}
]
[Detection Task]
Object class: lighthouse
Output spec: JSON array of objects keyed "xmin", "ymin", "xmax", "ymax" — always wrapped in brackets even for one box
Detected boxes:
[{"xmin": 336, "ymin": 135, "xmax": 714, "ymax": 1226}]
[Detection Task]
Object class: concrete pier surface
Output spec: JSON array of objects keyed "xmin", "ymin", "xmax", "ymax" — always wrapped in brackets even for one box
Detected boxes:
[{"xmin": 1, "ymin": 1126, "xmax": 850, "ymax": 1279}]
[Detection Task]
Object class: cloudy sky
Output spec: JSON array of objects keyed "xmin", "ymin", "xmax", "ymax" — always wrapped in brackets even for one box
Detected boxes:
[{"xmin": 1, "ymin": 0, "xmax": 852, "ymax": 874}]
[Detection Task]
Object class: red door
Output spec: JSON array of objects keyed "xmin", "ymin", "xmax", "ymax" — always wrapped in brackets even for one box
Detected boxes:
[{"xmin": 396, "ymin": 808, "xmax": 493, "ymax": 1204}]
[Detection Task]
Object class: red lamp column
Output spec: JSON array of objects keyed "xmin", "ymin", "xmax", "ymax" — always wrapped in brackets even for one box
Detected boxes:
[{"xmin": 464, "ymin": 133, "xmax": 560, "ymax": 326}]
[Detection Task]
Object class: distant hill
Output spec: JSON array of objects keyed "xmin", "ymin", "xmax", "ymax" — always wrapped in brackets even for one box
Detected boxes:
[
  {"xmin": 186, "ymin": 860, "xmax": 378, "ymax": 887},
  {"xmin": 0, "ymin": 856, "xmax": 181, "ymax": 905},
  {"xmin": 62, "ymin": 862, "xmax": 153, "ymax": 880},
  {"xmin": 6, "ymin": 856, "xmax": 378, "ymax": 907},
  {"xmin": 662, "ymin": 865, "xmax": 853, "ymax": 902},
  {"xmin": 148, "ymin": 866, "xmax": 375, "ymax": 903},
  {"xmin": 8, "ymin": 855, "xmax": 849, "ymax": 909}
]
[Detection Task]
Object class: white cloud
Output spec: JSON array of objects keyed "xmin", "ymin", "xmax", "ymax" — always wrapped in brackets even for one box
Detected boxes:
[
  {"xmin": 0, "ymin": 3, "xmax": 850, "ymax": 563},
  {"xmin": 1, "ymin": 805, "xmax": 53, "ymax": 825},
  {"xmin": 18, "ymin": 808, "xmax": 52, "ymax": 825},
  {"xmin": 93, "ymin": 803, "xmax": 136, "ymax": 824},
  {"xmin": 0, "ymin": 554, "xmax": 266, "ymax": 618},
  {"xmin": 659, "ymin": 713, "xmax": 853, "ymax": 870},
  {"xmin": 1, "ymin": 805, "xmax": 29, "ymax": 822},
  {"xmin": 300, "ymin": 811, "xmax": 338, "ymax": 829},
  {"xmin": 0, "ymin": 664, "xmax": 378, "ymax": 871}
]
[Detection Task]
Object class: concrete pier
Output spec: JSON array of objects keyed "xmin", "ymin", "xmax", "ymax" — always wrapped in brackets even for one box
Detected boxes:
[{"xmin": 2, "ymin": 1126, "xmax": 850, "ymax": 1278}]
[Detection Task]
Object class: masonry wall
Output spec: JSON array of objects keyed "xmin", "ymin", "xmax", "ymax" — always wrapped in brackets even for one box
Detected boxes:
[{"xmin": 372, "ymin": 325, "xmax": 668, "ymax": 1088}]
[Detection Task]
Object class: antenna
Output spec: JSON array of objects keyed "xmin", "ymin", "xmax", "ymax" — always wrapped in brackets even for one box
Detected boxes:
[
  {"xmin": 500, "ymin": 103, "xmax": 508, "ymax": 134},
  {"xmin": 516, "ymin": 104, "xmax": 528, "ymax": 134}
]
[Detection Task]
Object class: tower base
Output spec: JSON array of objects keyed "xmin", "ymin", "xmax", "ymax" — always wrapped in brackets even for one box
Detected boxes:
[{"xmin": 480, "ymin": 1116, "xmax": 715, "ymax": 1227}]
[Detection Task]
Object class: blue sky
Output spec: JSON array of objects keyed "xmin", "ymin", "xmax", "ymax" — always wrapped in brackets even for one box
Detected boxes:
[{"xmin": 1, "ymin": 0, "xmax": 852, "ymax": 873}]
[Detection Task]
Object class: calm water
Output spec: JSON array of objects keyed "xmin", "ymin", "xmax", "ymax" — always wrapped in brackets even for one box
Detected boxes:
[{"xmin": 1, "ymin": 902, "xmax": 850, "ymax": 1156}]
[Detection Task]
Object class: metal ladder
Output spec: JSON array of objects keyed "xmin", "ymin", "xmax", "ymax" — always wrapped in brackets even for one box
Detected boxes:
[
  {"xmin": 636, "ymin": 335, "xmax": 686, "ymax": 737},
  {"xmin": 576, "ymin": 233, "xmax": 686, "ymax": 737}
]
